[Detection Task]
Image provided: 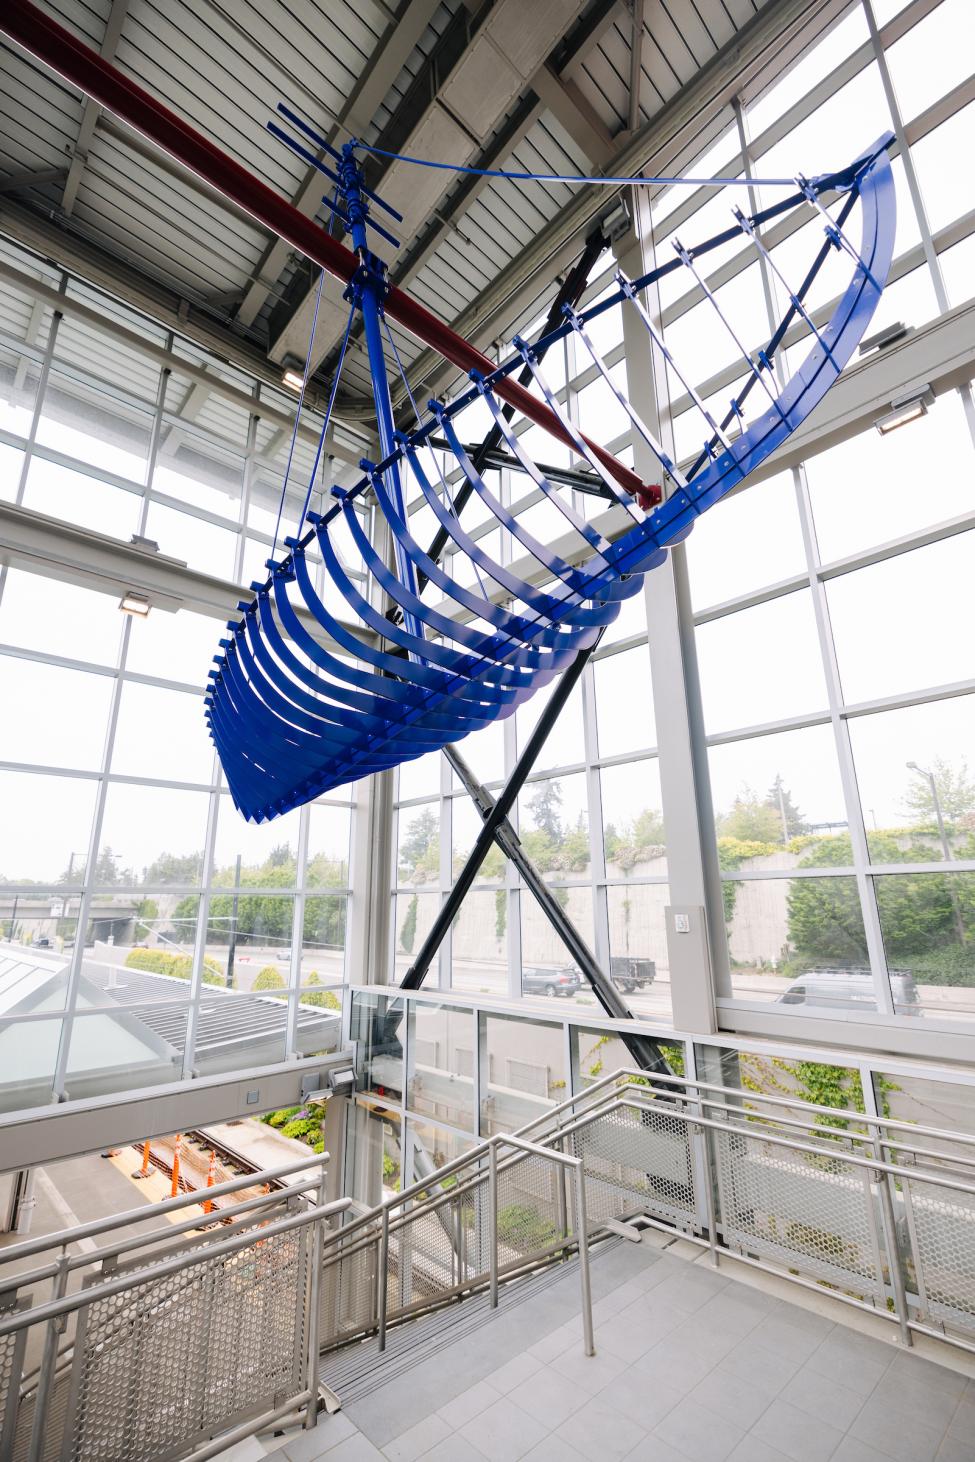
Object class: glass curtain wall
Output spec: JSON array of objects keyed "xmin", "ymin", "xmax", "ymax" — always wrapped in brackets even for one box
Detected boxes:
[
  {"xmin": 0, "ymin": 237, "xmax": 359, "ymax": 1107},
  {"xmin": 391, "ymin": 0, "xmax": 975, "ymax": 1033}
]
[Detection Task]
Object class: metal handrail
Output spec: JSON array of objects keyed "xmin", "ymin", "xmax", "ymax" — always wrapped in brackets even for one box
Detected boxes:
[
  {"xmin": 0, "ymin": 1197, "xmax": 353, "ymax": 1340},
  {"xmin": 8, "ymin": 1177, "xmax": 324, "ymax": 1293},
  {"xmin": 512, "ymin": 1064, "xmax": 975, "ymax": 1165},
  {"xmin": 0, "ymin": 1150, "xmax": 331, "ymax": 1265}
]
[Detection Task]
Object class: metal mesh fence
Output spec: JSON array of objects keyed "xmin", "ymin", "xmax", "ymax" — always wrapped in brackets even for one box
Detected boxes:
[
  {"xmin": 567, "ymin": 1103, "xmax": 698, "ymax": 1231},
  {"xmin": 712, "ymin": 1125, "xmax": 886, "ymax": 1304},
  {"xmin": 0, "ymin": 1321, "xmax": 26, "ymax": 1459},
  {"xmin": 59, "ymin": 1226, "xmax": 308, "ymax": 1462},
  {"xmin": 907, "ymin": 1179, "xmax": 975, "ymax": 1336},
  {"xmin": 320, "ymin": 1223, "xmax": 380, "ymax": 1348}
]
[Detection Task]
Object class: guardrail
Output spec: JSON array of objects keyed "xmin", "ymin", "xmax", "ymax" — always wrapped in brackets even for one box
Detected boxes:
[
  {"xmin": 0, "ymin": 1154, "xmax": 350, "ymax": 1462},
  {"xmin": 324, "ymin": 1064, "xmax": 975, "ymax": 1362},
  {"xmin": 316, "ymin": 1131, "xmax": 594, "ymax": 1360}
]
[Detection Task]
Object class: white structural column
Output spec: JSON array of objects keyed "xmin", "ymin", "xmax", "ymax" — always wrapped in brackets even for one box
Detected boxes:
[{"xmin": 614, "ymin": 195, "xmax": 728, "ymax": 1032}]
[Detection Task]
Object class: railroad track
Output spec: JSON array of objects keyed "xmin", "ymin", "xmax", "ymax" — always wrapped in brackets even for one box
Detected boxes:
[{"xmin": 132, "ymin": 1127, "xmax": 282, "ymax": 1206}]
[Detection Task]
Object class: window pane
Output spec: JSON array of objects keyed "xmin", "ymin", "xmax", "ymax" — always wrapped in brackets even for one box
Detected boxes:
[
  {"xmin": 885, "ymin": 0, "xmax": 975, "ymax": 123},
  {"xmin": 747, "ymin": 7, "xmax": 870, "ymax": 137},
  {"xmin": 520, "ymin": 885, "xmax": 595, "ymax": 999},
  {"xmin": 397, "ymin": 750, "xmax": 440, "ymax": 801},
  {"xmin": 805, "ymin": 396, "xmax": 975, "ymax": 563},
  {"xmin": 212, "ymin": 796, "xmax": 300, "ymax": 888},
  {"xmin": 306, "ymin": 803, "xmax": 351, "ymax": 885},
  {"xmin": 686, "ymin": 472, "xmax": 806, "ymax": 609},
  {"xmin": 452, "ymin": 716, "xmax": 505, "ymax": 786},
  {"xmin": 0, "ymin": 441, "xmax": 25, "ymax": 501},
  {"xmin": 482, "ymin": 1011, "xmax": 566, "ymax": 1134},
  {"xmin": 0, "ymin": 568, "xmax": 123, "ymax": 666},
  {"xmin": 22, "ymin": 456, "xmax": 141, "ymax": 539},
  {"xmin": 144, "ymin": 501, "xmax": 238, "ymax": 579},
  {"xmin": 451, "ymin": 797, "xmax": 504, "ymax": 884},
  {"xmin": 518, "ymin": 772, "xmax": 590, "ymax": 880},
  {"xmin": 724, "ymin": 872, "xmax": 871, "ymax": 1010},
  {"xmin": 110, "ymin": 681, "xmax": 213, "ymax": 783},
  {"xmin": 594, "ymin": 645, "xmax": 654, "ymax": 757},
  {"xmin": 299, "ymin": 895, "xmax": 346, "ymax": 986},
  {"xmin": 0, "ymin": 656, "xmax": 112, "ymax": 770},
  {"xmin": 393, "ymin": 892, "xmax": 439, "ymax": 981},
  {"xmin": 911, "ymin": 100, "xmax": 975, "ymax": 234},
  {"xmin": 451, "ymin": 888, "xmax": 508, "ymax": 998},
  {"xmin": 0, "ymin": 769, "xmax": 97, "ymax": 885},
  {"xmin": 827, "ymin": 532, "xmax": 975, "ymax": 704},
  {"xmin": 125, "ymin": 606, "xmax": 221, "ymax": 687},
  {"xmin": 37, "ymin": 369, "xmax": 152, "ymax": 482},
  {"xmin": 204, "ymin": 895, "xmax": 294, "ymax": 990},
  {"xmin": 97, "ymin": 782, "xmax": 209, "ymax": 886},
  {"xmin": 696, "ymin": 591, "xmax": 828, "ymax": 733},
  {"xmin": 848, "ymin": 696, "xmax": 975, "ymax": 861},
  {"xmin": 408, "ymin": 1000, "xmax": 475, "ymax": 1130},
  {"xmin": 875, "ymin": 871, "xmax": 975, "ymax": 1019},
  {"xmin": 606, "ymin": 883, "xmax": 672, "ymax": 1023},
  {"xmin": 0, "ymin": 337, "xmax": 44, "ymax": 439},
  {"xmin": 397, "ymin": 802, "xmax": 439, "ymax": 888},
  {"xmin": 516, "ymin": 676, "xmax": 585, "ymax": 768},
  {"xmin": 601, "ymin": 759, "xmax": 666, "ymax": 876},
  {"xmin": 709, "ymin": 724, "xmax": 847, "ymax": 868}
]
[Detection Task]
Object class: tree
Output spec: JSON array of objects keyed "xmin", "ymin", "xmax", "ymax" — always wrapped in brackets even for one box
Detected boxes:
[
  {"xmin": 768, "ymin": 775, "xmax": 808, "ymax": 838},
  {"xmin": 903, "ymin": 757, "xmax": 975, "ymax": 826},
  {"xmin": 398, "ymin": 808, "xmax": 439, "ymax": 883},
  {"xmin": 400, "ymin": 892, "xmax": 419, "ymax": 953},
  {"xmin": 785, "ymin": 831, "xmax": 975, "ymax": 975},
  {"xmin": 526, "ymin": 780, "xmax": 563, "ymax": 843},
  {"xmin": 142, "ymin": 851, "xmax": 202, "ymax": 885},
  {"xmin": 717, "ymin": 786, "xmax": 782, "ymax": 844}
]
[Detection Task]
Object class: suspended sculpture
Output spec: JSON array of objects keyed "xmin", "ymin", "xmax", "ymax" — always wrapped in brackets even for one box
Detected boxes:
[{"xmin": 205, "ymin": 116, "xmax": 896, "ymax": 823}]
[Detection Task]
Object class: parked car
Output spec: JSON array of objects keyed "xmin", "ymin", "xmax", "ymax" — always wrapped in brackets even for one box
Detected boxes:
[
  {"xmin": 776, "ymin": 968, "xmax": 921, "ymax": 1015},
  {"xmin": 610, "ymin": 955, "xmax": 656, "ymax": 994},
  {"xmin": 521, "ymin": 964, "xmax": 583, "ymax": 999}
]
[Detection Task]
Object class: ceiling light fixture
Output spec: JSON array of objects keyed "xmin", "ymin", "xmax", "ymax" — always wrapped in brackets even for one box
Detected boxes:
[
  {"xmin": 875, "ymin": 385, "xmax": 934, "ymax": 435},
  {"xmin": 119, "ymin": 591, "xmax": 151, "ymax": 616},
  {"xmin": 282, "ymin": 368, "xmax": 305, "ymax": 392}
]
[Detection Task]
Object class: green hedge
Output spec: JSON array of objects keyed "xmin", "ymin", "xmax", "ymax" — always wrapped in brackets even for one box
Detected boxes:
[{"xmin": 125, "ymin": 948, "xmax": 222, "ymax": 985}]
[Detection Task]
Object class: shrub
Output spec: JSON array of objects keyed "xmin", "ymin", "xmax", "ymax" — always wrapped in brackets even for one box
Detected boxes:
[
  {"xmin": 301, "ymin": 971, "xmax": 341, "ymax": 1010},
  {"xmin": 125, "ymin": 947, "xmax": 176, "ymax": 976},
  {"xmin": 124, "ymin": 948, "xmax": 223, "ymax": 984},
  {"xmin": 253, "ymin": 965, "xmax": 286, "ymax": 996}
]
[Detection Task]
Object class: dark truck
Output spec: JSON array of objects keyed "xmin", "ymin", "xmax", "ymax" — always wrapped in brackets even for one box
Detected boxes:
[{"xmin": 609, "ymin": 955, "xmax": 656, "ymax": 994}]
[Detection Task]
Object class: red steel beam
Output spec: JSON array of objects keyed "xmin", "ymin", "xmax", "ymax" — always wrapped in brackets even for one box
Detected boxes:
[{"xmin": 2, "ymin": 0, "xmax": 658, "ymax": 507}]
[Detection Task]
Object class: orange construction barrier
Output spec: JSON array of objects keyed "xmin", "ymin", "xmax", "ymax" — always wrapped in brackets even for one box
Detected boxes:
[
  {"xmin": 202, "ymin": 1149, "xmax": 218, "ymax": 1215},
  {"xmin": 170, "ymin": 1133, "xmax": 182, "ymax": 1199},
  {"xmin": 132, "ymin": 1138, "xmax": 151, "ymax": 1180}
]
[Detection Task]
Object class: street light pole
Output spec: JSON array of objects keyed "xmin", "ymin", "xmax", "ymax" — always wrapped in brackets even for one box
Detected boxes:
[{"xmin": 907, "ymin": 762, "xmax": 965, "ymax": 943}]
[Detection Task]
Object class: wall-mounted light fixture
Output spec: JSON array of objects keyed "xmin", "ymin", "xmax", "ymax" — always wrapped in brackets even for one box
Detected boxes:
[
  {"xmin": 858, "ymin": 320, "xmax": 909, "ymax": 356},
  {"xmin": 119, "ymin": 590, "xmax": 151, "ymax": 616},
  {"xmin": 875, "ymin": 384, "xmax": 934, "ymax": 435}
]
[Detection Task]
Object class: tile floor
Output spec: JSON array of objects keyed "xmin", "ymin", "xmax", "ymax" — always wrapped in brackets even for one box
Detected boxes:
[{"xmin": 220, "ymin": 1236, "xmax": 975, "ymax": 1462}]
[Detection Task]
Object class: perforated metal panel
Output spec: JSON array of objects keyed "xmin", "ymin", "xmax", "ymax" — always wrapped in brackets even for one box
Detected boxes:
[
  {"xmin": 712, "ymin": 1127, "xmax": 887, "ymax": 1304},
  {"xmin": 0, "ymin": 1316, "xmax": 27, "ymax": 1459},
  {"xmin": 62, "ymin": 1226, "xmax": 308, "ymax": 1462},
  {"xmin": 320, "ymin": 1226, "xmax": 380, "ymax": 1348},
  {"xmin": 908, "ymin": 1182, "xmax": 975, "ymax": 1336},
  {"xmin": 568, "ymin": 1104, "xmax": 698, "ymax": 1230}
]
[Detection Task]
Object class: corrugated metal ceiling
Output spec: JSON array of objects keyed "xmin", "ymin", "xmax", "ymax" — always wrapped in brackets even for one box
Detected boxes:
[{"xmin": 0, "ymin": 0, "xmax": 778, "ymax": 409}]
